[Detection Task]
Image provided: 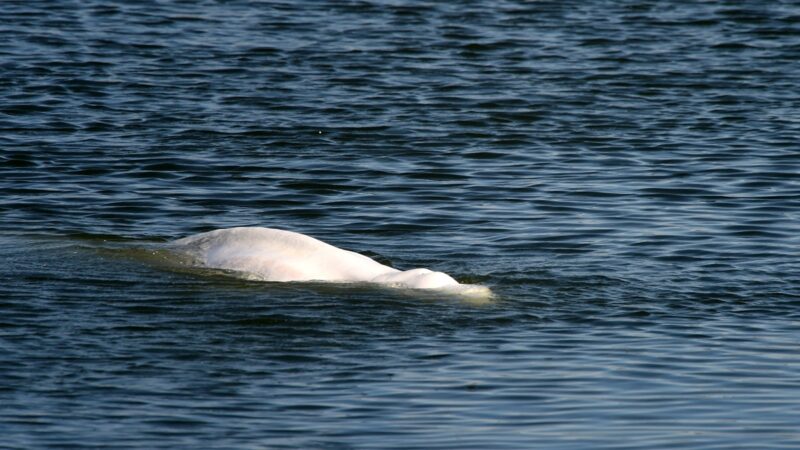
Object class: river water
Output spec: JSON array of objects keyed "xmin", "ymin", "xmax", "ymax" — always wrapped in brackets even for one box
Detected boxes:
[{"xmin": 2, "ymin": 1, "xmax": 800, "ymax": 448}]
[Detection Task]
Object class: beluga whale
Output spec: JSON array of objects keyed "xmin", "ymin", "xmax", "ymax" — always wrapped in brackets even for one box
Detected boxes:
[{"xmin": 171, "ymin": 227, "xmax": 491, "ymax": 299}]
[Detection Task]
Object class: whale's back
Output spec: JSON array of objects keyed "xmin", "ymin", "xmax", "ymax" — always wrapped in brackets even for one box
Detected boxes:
[
  {"xmin": 171, "ymin": 227, "xmax": 490, "ymax": 301},
  {"xmin": 172, "ymin": 227, "xmax": 397, "ymax": 282}
]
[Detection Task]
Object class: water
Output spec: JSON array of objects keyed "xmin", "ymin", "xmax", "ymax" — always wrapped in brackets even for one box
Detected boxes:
[{"xmin": 2, "ymin": 0, "xmax": 800, "ymax": 448}]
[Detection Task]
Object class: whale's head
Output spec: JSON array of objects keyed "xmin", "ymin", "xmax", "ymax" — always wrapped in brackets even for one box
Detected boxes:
[
  {"xmin": 371, "ymin": 268, "xmax": 493, "ymax": 303},
  {"xmin": 371, "ymin": 268, "xmax": 459, "ymax": 289}
]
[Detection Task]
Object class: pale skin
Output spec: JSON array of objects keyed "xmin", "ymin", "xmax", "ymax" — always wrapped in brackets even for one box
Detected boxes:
[{"xmin": 172, "ymin": 227, "xmax": 464, "ymax": 289}]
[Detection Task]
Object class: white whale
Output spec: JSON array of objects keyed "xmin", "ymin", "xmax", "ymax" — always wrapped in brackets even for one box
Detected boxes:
[{"xmin": 171, "ymin": 227, "xmax": 490, "ymax": 297}]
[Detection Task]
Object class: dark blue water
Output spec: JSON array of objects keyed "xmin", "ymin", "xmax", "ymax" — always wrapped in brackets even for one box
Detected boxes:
[{"xmin": 2, "ymin": 1, "xmax": 800, "ymax": 448}]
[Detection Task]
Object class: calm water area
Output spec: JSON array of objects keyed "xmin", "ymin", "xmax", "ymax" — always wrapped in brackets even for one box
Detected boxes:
[{"xmin": 1, "ymin": 1, "xmax": 800, "ymax": 448}]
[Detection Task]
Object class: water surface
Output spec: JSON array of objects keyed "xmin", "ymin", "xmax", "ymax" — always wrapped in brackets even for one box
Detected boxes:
[{"xmin": 2, "ymin": 1, "xmax": 800, "ymax": 448}]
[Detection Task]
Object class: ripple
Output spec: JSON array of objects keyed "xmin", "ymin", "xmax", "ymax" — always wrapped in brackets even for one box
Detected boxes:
[{"xmin": 2, "ymin": 0, "xmax": 800, "ymax": 448}]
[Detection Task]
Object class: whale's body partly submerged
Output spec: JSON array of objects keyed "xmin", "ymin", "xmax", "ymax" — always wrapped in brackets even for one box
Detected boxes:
[{"xmin": 171, "ymin": 227, "xmax": 490, "ymax": 298}]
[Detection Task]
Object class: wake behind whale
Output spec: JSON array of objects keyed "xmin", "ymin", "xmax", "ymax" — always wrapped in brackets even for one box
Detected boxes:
[{"xmin": 170, "ymin": 227, "xmax": 491, "ymax": 299}]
